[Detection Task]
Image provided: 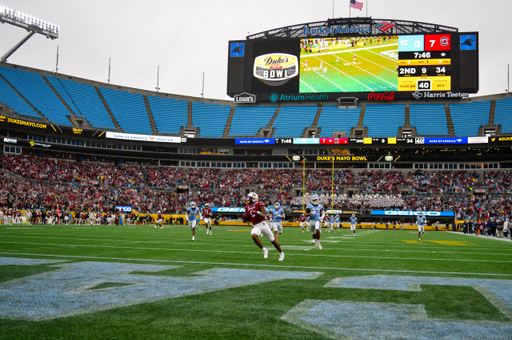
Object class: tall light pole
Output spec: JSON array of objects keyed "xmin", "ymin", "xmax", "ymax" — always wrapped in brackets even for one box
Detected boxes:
[{"xmin": 0, "ymin": 5, "xmax": 59, "ymax": 63}]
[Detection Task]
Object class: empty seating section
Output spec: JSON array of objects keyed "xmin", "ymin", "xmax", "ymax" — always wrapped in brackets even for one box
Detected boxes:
[
  {"xmin": 147, "ymin": 95, "xmax": 188, "ymax": 135},
  {"xmin": 272, "ymin": 105, "xmax": 318, "ymax": 137},
  {"xmin": 228, "ymin": 106, "xmax": 276, "ymax": 136},
  {"xmin": 99, "ymin": 87, "xmax": 152, "ymax": 134},
  {"xmin": 317, "ymin": 105, "xmax": 360, "ymax": 137},
  {"xmin": 409, "ymin": 104, "xmax": 448, "ymax": 136},
  {"xmin": 191, "ymin": 102, "xmax": 231, "ymax": 138},
  {"xmin": 0, "ymin": 75, "xmax": 39, "ymax": 119},
  {"xmin": 494, "ymin": 97, "xmax": 512, "ymax": 133},
  {"xmin": 46, "ymin": 76, "xmax": 116, "ymax": 130},
  {"xmin": 449, "ymin": 101, "xmax": 490, "ymax": 137},
  {"xmin": 363, "ymin": 104, "xmax": 405, "ymax": 137},
  {"xmin": 0, "ymin": 67, "xmax": 71, "ymax": 125}
]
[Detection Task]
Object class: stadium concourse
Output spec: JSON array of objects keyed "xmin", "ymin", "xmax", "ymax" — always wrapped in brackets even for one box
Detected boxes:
[{"xmin": 1, "ymin": 152, "xmax": 511, "ymax": 228}]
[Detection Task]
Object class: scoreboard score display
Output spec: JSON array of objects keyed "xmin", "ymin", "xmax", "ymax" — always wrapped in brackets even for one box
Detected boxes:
[
  {"xmin": 397, "ymin": 34, "xmax": 452, "ymax": 92},
  {"xmin": 227, "ymin": 22, "xmax": 478, "ymax": 102}
]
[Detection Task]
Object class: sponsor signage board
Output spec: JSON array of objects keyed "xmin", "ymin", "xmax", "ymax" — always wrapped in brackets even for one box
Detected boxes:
[
  {"xmin": 371, "ymin": 210, "xmax": 455, "ymax": 217},
  {"xmin": 235, "ymin": 138, "xmax": 275, "ymax": 145},
  {"xmin": 106, "ymin": 132, "xmax": 181, "ymax": 143}
]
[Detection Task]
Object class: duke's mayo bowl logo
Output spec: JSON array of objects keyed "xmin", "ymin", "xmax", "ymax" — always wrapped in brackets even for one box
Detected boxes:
[{"xmin": 253, "ymin": 53, "xmax": 298, "ymax": 86}]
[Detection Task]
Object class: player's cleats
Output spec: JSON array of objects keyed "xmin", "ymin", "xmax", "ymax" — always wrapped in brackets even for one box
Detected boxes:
[
  {"xmin": 312, "ymin": 239, "xmax": 316, "ymax": 244},
  {"xmin": 263, "ymin": 248, "xmax": 268, "ymax": 259},
  {"xmin": 317, "ymin": 241, "xmax": 322, "ymax": 250},
  {"xmin": 419, "ymin": 238, "xmax": 421, "ymax": 242},
  {"xmin": 210, "ymin": 230, "xmax": 212, "ymax": 235},
  {"xmin": 192, "ymin": 236, "xmax": 195, "ymax": 241},
  {"xmin": 278, "ymin": 252, "xmax": 285, "ymax": 261}
]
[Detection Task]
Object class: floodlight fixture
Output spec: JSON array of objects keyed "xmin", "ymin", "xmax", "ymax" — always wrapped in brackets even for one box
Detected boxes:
[
  {"xmin": 0, "ymin": 4, "xmax": 59, "ymax": 62},
  {"xmin": 0, "ymin": 5, "xmax": 59, "ymax": 39}
]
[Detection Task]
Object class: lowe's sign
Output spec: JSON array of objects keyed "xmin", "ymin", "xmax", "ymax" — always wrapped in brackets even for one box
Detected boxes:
[{"xmin": 372, "ymin": 210, "xmax": 455, "ymax": 217}]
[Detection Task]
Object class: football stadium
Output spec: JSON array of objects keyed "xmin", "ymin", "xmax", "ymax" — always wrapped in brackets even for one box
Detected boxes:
[{"xmin": 0, "ymin": 5, "xmax": 512, "ymax": 340}]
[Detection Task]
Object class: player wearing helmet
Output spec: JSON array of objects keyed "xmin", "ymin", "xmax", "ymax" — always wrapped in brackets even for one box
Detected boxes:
[
  {"xmin": 299, "ymin": 214, "xmax": 307, "ymax": 233},
  {"xmin": 245, "ymin": 192, "xmax": 285, "ymax": 261},
  {"xmin": 350, "ymin": 213, "xmax": 357, "ymax": 236},
  {"xmin": 305, "ymin": 195, "xmax": 325, "ymax": 250},
  {"xmin": 269, "ymin": 202, "xmax": 285, "ymax": 242},
  {"xmin": 417, "ymin": 212, "xmax": 426, "ymax": 242},
  {"xmin": 202, "ymin": 203, "xmax": 213, "ymax": 235},
  {"xmin": 186, "ymin": 201, "xmax": 202, "ymax": 241},
  {"xmin": 335, "ymin": 214, "xmax": 340, "ymax": 232},
  {"xmin": 154, "ymin": 210, "xmax": 163, "ymax": 229}
]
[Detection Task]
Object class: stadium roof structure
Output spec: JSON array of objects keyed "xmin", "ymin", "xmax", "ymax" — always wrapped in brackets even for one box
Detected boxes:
[{"xmin": 246, "ymin": 17, "xmax": 458, "ymax": 40}]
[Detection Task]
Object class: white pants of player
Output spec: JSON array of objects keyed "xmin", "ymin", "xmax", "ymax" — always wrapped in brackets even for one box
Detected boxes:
[
  {"xmin": 189, "ymin": 219, "xmax": 197, "ymax": 230},
  {"xmin": 251, "ymin": 221, "xmax": 274, "ymax": 242},
  {"xmin": 350, "ymin": 224, "xmax": 356, "ymax": 231},
  {"xmin": 309, "ymin": 220, "xmax": 321, "ymax": 234},
  {"xmin": 418, "ymin": 225, "xmax": 424, "ymax": 233},
  {"xmin": 273, "ymin": 221, "xmax": 283, "ymax": 234}
]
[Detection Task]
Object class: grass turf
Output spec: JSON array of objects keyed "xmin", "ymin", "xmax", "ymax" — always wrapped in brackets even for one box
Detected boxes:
[{"xmin": 0, "ymin": 224, "xmax": 511, "ymax": 339}]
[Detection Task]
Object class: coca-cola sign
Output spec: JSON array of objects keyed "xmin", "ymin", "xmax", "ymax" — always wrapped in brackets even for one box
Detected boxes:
[{"xmin": 367, "ymin": 91, "xmax": 396, "ymax": 101}]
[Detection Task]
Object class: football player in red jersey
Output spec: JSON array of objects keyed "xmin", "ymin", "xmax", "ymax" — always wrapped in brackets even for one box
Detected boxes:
[
  {"xmin": 244, "ymin": 192, "xmax": 284, "ymax": 261},
  {"xmin": 154, "ymin": 211, "xmax": 163, "ymax": 229},
  {"xmin": 299, "ymin": 214, "xmax": 307, "ymax": 233},
  {"xmin": 202, "ymin": 203, "xmax": 213, "ymax": 235}
]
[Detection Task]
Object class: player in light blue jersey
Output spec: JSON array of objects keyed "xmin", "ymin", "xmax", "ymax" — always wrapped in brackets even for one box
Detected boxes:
[
  {"xmin": 350, "ymin": 213, "xmax": 357, "ymax": 236},
  {"xmin": 329, "ymin": 215, "xmax": 334, "ymax": 232},
  {"xmin": 186, "ymin": 201, "xmax": 202, "ymax": 241},
  {"xmin": 335, "ymin": 214, "xmax": 340, "ymax": 232},
  {"xmin": 417, "ymin": 212, "xmax": 427, "ymax": 242},
  {"xmin": 269, "ymin": 202, "xmax": 285, "ymax": 242},
  {"xmin": 305, "ymin": 195, "xmax": 325, "ymax": 250}
]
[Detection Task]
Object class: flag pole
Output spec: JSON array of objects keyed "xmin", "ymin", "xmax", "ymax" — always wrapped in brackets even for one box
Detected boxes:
[
  {"xmin": 331, "ymin": 158, "xmax": 334, "ymax": 211},
  {"xmin": 302, "ymin": 157, "xmax": 306, "ymax": 211},
  {"xmin": 366, "ymin": 0, "xmax": 368, "ymax": 17},
  {"xmin": 332, "ymin": 0, "xmax": 335, "ymax": 18}
]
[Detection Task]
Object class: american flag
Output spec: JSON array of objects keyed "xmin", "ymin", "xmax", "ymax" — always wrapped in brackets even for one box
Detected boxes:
[{"xmin": 350, "ymin": 0, "xmax": 363, "ymax": 10}]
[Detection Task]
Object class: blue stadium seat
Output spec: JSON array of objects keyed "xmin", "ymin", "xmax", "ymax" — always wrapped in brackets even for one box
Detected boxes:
[
  {"xmin": 494, "ymin": 97, "xmax": 512, "ymax": 134},
  {"xmin": 272, "ymin": 105, "xmax": 318, "ymax": 137},
  {"xmin": 229, "ymin": 106, "xmax": 276, "ymax": 136},
  {"xmin": 409, "ymin": 104, "xmax": 448, "ymax": 136},
  {"xmin": 317, "ymin": 105, "xmax": 360, "ymax": 137},
  {"xmin": 99, "ymin": 87, "xmax": 152, "ymax": 134},
  {"xmin": 46, "ymin": 76, "xmax": 116, "ymax": 130},
  {"xmin": 0, "ymin": 66, "xmax": 72, "ymax": 125},
  {"xmin": 449, "ymin": 101, "xmax": 490, "ymax": 137},
  {"xmin": 0, "ymin": 75, "xmax": 40, "ymax": 119},
  {"xmin": 191, "ymin": 102, "xmax": 231, "ymax": 138},
  {"xmin": 363, "ymin": 104, "xmax": 405, "ymax": 137},
  {"xmin": 147, "ymin": 95, "xmax": 188, "ymax": 135}
]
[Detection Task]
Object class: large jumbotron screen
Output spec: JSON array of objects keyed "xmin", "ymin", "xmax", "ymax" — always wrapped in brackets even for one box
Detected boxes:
[{"xmin": 227, "ymin": 29, "xmax": 478, "ymax": 103}]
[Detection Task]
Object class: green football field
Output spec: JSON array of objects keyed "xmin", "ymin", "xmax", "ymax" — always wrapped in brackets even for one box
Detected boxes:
[
  {"xmin": 300, "ymin": 41, "xmax": 399, "ymax": 93},
  {"xmin": 0, "ymin": 223, "xmax": 511, "ymax": 339}
]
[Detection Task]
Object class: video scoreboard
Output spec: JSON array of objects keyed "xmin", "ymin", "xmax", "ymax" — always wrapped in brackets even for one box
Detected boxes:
[{"xmin": 227, "ymin": 22, "xmax": 478, "ymax": 103}]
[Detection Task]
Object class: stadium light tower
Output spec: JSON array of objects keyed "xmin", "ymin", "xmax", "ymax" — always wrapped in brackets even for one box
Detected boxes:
[{"xmin": 0, "ymin": 4, "xmax": 59, "ymax": 62}]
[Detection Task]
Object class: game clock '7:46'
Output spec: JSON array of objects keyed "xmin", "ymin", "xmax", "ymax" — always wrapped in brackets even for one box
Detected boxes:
[{"xmin": 417, "ymin": 79, "xmax": 432, "ymax": 91}]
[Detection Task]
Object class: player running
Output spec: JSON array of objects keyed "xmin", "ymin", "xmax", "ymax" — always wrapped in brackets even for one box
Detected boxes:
[
  {"xmin": 329, "ymin": 214, "xmax": 334, "ymax": 232},
  {"xmin": 202, "ymin": 203, "xmax": 213, "ymax": 235},
  {"xmin": 186, "ymin": 201, "xmax": 202, "ymax": 241},
  {"xmin": 269, "ymin": 202, "xmax": 284, "ymax": 242},
  {"xmin": 305, "ymin": 195, "xmax": 325, "ymax": 250},
  {"xmin": 335, "ymin": 214, "xmax": 340, "ymax": 232},
  {"xmin": 154, "ymin": 210, "xmax": 163, "ymax": 229},
  {"xmin": 417, "ymin": 212, "xmax": 426, "ymax": 242},
  {"xmin": 243, "ymin": 192, "xmax": 284, "ymax": 261},
  {"xmin": 350, "ymin": 213, "xmax": 357, "ymax": 236},
  {"xmin": 299, "ymin": 214, "xmax": 307, "ymax": 233}
]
